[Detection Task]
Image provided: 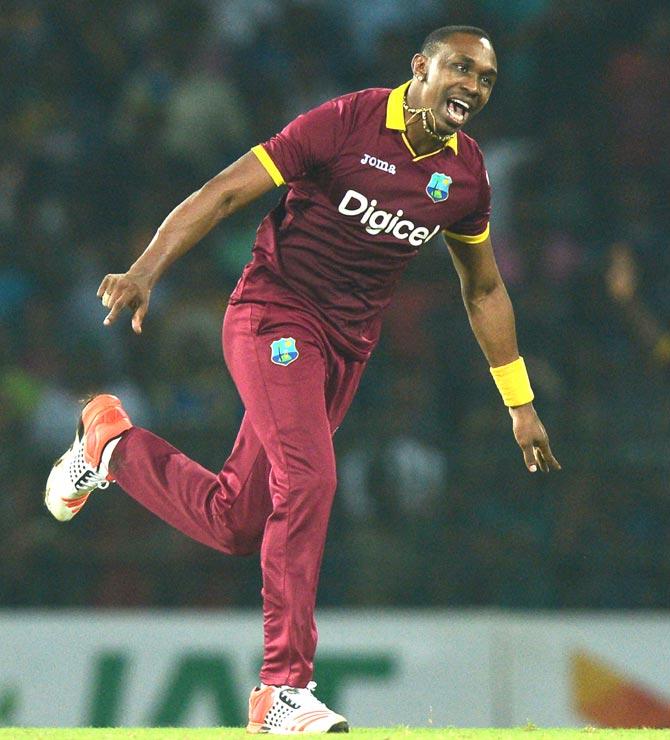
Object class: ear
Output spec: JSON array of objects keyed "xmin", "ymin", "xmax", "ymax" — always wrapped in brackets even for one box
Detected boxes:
[{"xmin": 411, "ymin": 53, "xmax": 428, "ymax": 80}]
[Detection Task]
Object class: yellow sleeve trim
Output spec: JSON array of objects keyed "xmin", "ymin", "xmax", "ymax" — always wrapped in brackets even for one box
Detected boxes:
[
  {"xmin": 251, "ymin": 144, "xmax": 285, "ymax": 187},
  {"xmin": 490, "ymin": 356, "xmax": 534, "ymax": 407},
  {"xmin": 443, "ymin": 223, "xmax": 490, "ymax": 244}
]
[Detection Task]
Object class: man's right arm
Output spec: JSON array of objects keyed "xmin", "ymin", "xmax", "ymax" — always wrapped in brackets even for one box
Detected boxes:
[{"xmin": 98, "ymin": 151, "xmax": 277, "ymax": 334}]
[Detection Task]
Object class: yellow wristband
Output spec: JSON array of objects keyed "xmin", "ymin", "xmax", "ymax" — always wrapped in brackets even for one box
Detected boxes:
[{"xmin": 490, "ymin": 356, "xmax": 534, "ymax": 407}]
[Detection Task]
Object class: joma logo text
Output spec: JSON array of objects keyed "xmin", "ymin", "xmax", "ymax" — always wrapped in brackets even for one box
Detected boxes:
[{"xmin": 361, "ymin": 153, "xmax": 396, "ymax": 175}]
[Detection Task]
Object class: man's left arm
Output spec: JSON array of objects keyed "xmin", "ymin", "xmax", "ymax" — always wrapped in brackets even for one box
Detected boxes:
[{"xmin": 445, "ymin": 234, "xmax": 561, "ymax": 473}]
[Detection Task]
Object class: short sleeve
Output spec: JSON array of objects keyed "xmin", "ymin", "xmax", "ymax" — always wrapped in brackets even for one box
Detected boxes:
[
  {"xmin": 443, "ymin": 156, "xmax": 491, "ymax": 244},
  {"xmin": 251, "ymin": 97, "xmax": 347, "ymax": 187}
]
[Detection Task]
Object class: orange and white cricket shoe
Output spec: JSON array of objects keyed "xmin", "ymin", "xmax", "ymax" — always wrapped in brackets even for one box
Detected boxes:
[
  {"xmin": 44, "ymin": 394, "xmax": 132, "ymax": 521},
  {"xmin": 247, "ymin": 682, "xmax": 349, "ymax": 734}
]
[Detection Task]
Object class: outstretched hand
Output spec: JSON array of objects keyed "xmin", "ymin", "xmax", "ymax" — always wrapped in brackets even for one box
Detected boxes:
[
  {"xmin": 509, "ymin": 404, "xmax": 561, "ymax": 473},
  {"xmin": 97, "ymin": 271, "xmax": 152, "ymax": 335}
]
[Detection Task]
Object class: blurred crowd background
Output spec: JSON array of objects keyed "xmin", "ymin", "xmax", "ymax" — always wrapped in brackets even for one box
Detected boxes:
[{"xmin": 3, "ymin": 0, "xmax": 670, "ymax": 610}]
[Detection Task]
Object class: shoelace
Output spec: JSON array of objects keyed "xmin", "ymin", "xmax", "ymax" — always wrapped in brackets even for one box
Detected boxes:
[
  {"xmin": 69, "ymin": 444, "xmax": 109, "ymax": 491},
  {"xmin": 75, "ymin": 470, "xmax": 109, "ymax": 491},
  {"xmin": 279, "ymin": 681, "xmax": 325, "ymax": 710}
]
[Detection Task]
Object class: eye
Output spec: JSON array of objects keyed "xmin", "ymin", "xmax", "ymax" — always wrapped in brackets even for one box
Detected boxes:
[
  {"xmin": 454, "ymin": 62, "xmax": 468, "ymax": 73},
  {"xmin": 481, "ymin": 75, "xmax": 493, "ymax": 87}
]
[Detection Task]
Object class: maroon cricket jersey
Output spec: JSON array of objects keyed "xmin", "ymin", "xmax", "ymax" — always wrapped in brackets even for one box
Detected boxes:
[{"xmin": 230, "ymin": 81, "xmax": 491, "ymax": 360}]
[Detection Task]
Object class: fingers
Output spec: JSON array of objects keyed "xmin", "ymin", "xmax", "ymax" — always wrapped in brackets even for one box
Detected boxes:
[
  {"xmin": 521, "ymin": 444, "xmax": 539, "ymax": 473},
  {"xmin": 511, "ymin": 406, "xmax": 561, "ymax": 474},
  {"xmin": 98, "ymin": 274, "xmax": 149, "ymax": 332},
  {"xmin": 104, "ymin": 294, "xmax": 128, "ymax": 326},
  {"xmin": 98, "ymin": 275, "xmax": 117, "ymax": 315},
  {"xmin": 533, "ymin": 446, "xmax": 549, "ymax": 473},
  {"xmin": 523, "ymin": 441, "xmax": 561, "ymax": 474},
  {"xmin": 131, "ymin": 303, "xmax": 148, "ymax": 335},
  {"xmin": 96, "ymin": 280, "xmax": 106, "ymax": 299},
  {"xmin": 536, "ymin": 441, "xmax": 561, "ymax": 471}
]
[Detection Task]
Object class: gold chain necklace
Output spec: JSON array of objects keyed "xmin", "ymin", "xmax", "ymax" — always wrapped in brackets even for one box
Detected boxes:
[{"xmin": 402, "ymin": 95, "xmax": 453, "ymax": 146}]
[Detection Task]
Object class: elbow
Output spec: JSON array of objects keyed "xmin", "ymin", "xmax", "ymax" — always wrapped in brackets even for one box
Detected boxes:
[
  {"xmin": 199, "ymin": 178, "xmax": 237, "ymax": 221},
  {"xmin": 216, "ymin": 192, "xmax": 237, "ymax": 220}
]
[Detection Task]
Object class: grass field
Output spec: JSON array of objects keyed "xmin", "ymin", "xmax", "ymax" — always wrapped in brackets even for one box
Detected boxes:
[{"xmin": 3, "ymin": 729, "xmax": 670, "ymax": 739}]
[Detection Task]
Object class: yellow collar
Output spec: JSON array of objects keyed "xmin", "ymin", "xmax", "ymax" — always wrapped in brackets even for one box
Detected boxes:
[{"xmin": 386, "ymin": 81, "xmax": 458, "ymax": 155}]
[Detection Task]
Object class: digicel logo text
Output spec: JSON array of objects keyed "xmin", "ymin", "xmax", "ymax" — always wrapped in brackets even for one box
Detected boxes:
[{"xmin": 337, "ymin": 190, "xmax": 440, "ymax": 246}]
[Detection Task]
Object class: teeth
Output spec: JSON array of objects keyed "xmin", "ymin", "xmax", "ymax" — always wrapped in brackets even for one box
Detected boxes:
[
  {"xmin": 451, "ymin": 98, "xmax": 470, "ymax": 110},
  {"xmin": 447, "ymin": 101, "xmax": 465, "ymax": 122}
]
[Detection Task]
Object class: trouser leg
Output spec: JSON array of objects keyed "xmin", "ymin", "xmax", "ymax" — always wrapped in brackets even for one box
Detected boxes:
[
  {"xmin": 223, "ymin": 302, "xmax": 343, "ymax": 686},
  {"xmin": 111, "ymin": 411, "xmax": 272, "ymax": 555},
  {"xmin": 112, "ymin": 300, "xmax": 365, "ymax": 687}
]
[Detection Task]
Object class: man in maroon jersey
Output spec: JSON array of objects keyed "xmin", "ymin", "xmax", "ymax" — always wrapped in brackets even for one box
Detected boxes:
[{"xmin": 45, "ymin": 26, "xmax": 560, "ymax": 733}]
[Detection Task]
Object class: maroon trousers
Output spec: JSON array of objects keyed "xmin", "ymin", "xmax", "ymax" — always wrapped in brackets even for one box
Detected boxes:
[{"xmin": 110, "ymin": 302, "xmax": 365, "ymax": 686}]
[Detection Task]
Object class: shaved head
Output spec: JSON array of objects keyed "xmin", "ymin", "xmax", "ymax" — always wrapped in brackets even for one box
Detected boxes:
[{"xmin": 421, "ymin": 25, "xmax": 493, "ymax": 57}]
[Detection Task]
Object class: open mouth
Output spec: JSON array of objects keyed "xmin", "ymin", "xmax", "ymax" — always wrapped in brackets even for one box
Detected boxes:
[{"xmin": 445, "ymin": 98, "xmax": 471, "ymax": 126}]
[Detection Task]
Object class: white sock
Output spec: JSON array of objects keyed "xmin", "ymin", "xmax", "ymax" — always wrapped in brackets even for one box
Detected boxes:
[{"xmin": 99, "ymin": 436, "xmax": 122, "ymax": 478}]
